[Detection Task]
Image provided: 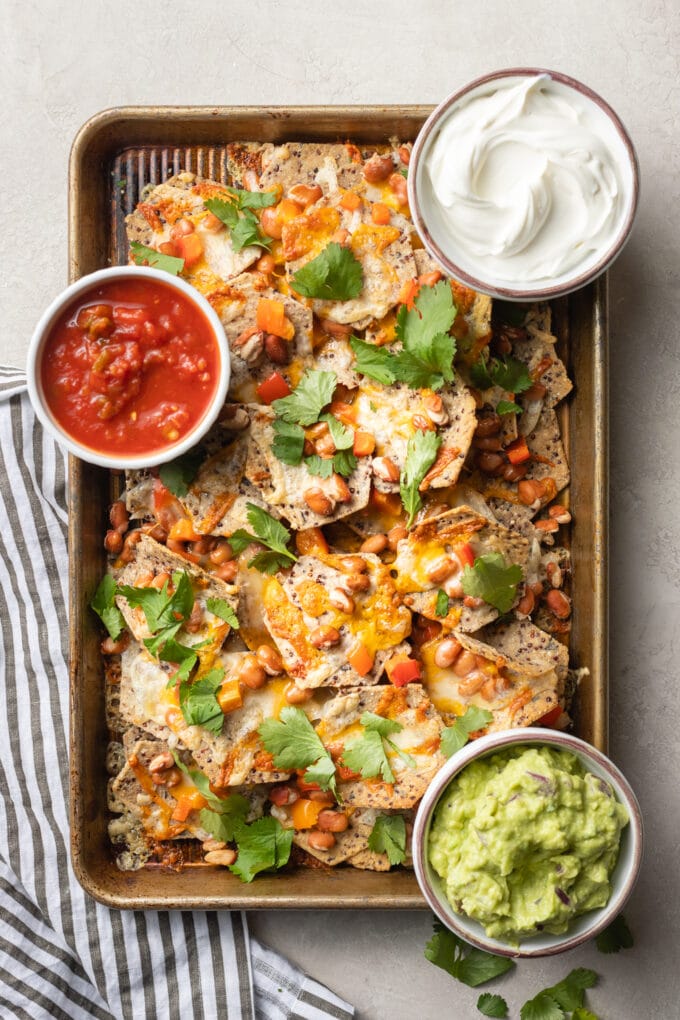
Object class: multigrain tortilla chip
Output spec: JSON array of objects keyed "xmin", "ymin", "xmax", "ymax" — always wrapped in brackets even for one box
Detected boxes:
[
  {"xmin": 393, "ymin": 506, "xmax": 530, "ymax": 632},
  {"xmin": 457, "ymin": 618, "xmax": 569, "ymax": 680},
  {"xmin": 257, "ymin": 142, "xmax": 364, "ymax": 194},
  {"xmin": 207, "ymin": 271, "xmax": 313, "ymax": 402},
  {"xmin": 245, "ymin": 405, "xmax": 372, "ymax": 529},
  {"xmin": 315, "ymin": 684, "xmax": 445, "ymax": 809}
]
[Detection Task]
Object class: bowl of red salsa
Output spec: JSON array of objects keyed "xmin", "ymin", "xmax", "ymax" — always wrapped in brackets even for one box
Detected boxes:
[{"xmin": 27, "ymin": 266, "xmax": 230, "ymax": 468}]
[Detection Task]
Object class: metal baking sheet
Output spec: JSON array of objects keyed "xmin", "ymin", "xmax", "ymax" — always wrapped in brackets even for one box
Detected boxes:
[{"xmin": 68, "ymin": 106, "xmax": 608, "ymax": 909}]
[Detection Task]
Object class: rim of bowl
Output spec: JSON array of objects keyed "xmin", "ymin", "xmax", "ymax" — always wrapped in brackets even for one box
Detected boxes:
[
  {"xmin": 26, "ymin": 265, "xmax": 231, "ymax": 470},
  {"xmin": 408, "ymin": 67, "xmax": 640, "ymax": 301},
  {"xmin": 412, "ymin": 727, "xmax": 644, "ymax": 958}
]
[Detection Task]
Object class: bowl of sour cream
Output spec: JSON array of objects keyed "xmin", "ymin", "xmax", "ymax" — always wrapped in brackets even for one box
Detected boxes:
[{"xmin": 408, "ymin": 69, "xmax": 639, "ymax": 300}]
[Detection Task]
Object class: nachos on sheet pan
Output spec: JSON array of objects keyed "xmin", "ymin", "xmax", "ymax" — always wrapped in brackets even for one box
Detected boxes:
[{"xmin": 96, "ymin": 139, "xmax": 577, "ymax": 880}]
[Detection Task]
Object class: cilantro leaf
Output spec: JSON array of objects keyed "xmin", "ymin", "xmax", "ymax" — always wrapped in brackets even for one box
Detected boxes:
[
  {"xmin": 400, "ymin": 430, "xmax": 442, "ymax": 528},
  {"xmin": 90, "ymin": 575, "xmax": 125, "ymax": 640},
  {"xmin": 441, "ymin": 706, "xmax": 494, "ymax": 757},
  {"xmin": 572, "ymin": 1010, "xmax": 600, "ymax": 1020},
  {"xmin": 144, "ymin": 621, "xmax": 182, "ymax": 658},
  {"xmin": 425, "ymin": 920, "xmax": 515, "ymax": 988},
  {"xmin": 595, "ymin": 913, "xmax": 633, "ymax": 953},
  {"xmin": 368, "ymin": 814, "xmax": 406, "ymax": 865},
  {"xmin": 229, "ymin": 503, "xmax": 297, "ymax": 574},
  {"xmin": 470, "ymin": 356, "xmax": 493, "ymax": 390},
  {"xmin": 461, "ymin": 553, "xmax": 523, "ymax": 613},
  {"xmin": 303, "ymin": 754, "xmax": 338, "ymax": 792},
  {"xmin": 259, "ymin": 707, "xmax": 337, "ymax": 793},
  {"xmin": 545, "ymin": 969, "xmax": 597, "ymax": 1012},
  {"xmin": 391, "ymin": 350, "xmax": 449, "ymax": 390},
  {"xmin": 130, "ymin": 241, "xmax": 184, "ymax": 275},
  {"xmin": 272, "ymin": 419, "xmax": 305, "ymax": 465},
  {"xmin": 229, "ymin": 816, "xmax": 293, "ymax": 883},
  {"xmin": 477, "ymin": 993, "xmax": 509, "ymax": 1018},
  {"xmin": 495, "ymin": 300, "xmax": 528, "ymax": 327},
  {"xmin": 172, "ymin": 751, "xmax": 227, "ymax": 806},
  {"xmin": 178, "ymin": 667, "xmax": 225, "ymax": 734},
  {"xmin": 198, "ymin": 793, "xmax": 250, "ymax": 842},
  {"xmin": 118, "ymin": 570, "xmax": 194, "ymax": 634},
  {"xmin": 231, "ymin": 209, "xmax": 272, "ymax": 252},
  {"xmin": 272, "ymin": 369, "xmax": 337, "ymax": 426},
  {"xmin": 203, "ymin": 196, "xmax": 240, "ymax": 230},
  {"xmin": 159, "ymin": 447, "xmax": 204, "ymax": 497},
  {"xmin": 360, "ymin": 711, "xmax": 402, "ymax": 737},
  {"xmin": 332, "ymin": 449, "xmax": 357, "ymax": 478},
  {"xmin": 490, "ymin": 356, "xmax": 533, "ymax": 394},
  {"xmin": 291, "ymin": 242, "xmax": 363, "ymax": 301},
  {"xmin": 519, "ymin": 992, "xmax": 565, "ymax": 1020},
  {"xmin": 160, "ymin": 639, "xmax": 197, "ymax": 682},
  {"xmin": 320, "ymin": 412, "xmax": 353, "ymax": 450},
  {"xmin": 206, "ymin": 597, "xmax": 239, "ymax": 629},
  {"xmin": 496, "ymin": 399, "xmax": 522, "ymax": 416},
  {"xmin": 304, "ymin": 455, "xmax": 334, "ymax": 479},
  {"xmin": 435, "ymin": 589, "xmax": 449, "ymax": 617},
  {"xmin": 225, "ymin": 186, "xmax": 278, "ymax": 211},
  {"xmin": 342, "ymin": 729, "xmax": 395, "ymax": 783},
  {"xmin": 348, "ymin": 338, "xmax": 398, "ymax": 386}
]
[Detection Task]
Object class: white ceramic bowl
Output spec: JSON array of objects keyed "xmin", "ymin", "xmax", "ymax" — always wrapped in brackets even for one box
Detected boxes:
[
  {"xmin": 408, "ymin": 68, "xmax": 640, "ymax": 301},
  {"xmin": 26, "ymin": 265, "xmax": 230, "ymax": 470},
  {"xmin": 412, "ymin": 728, "xmax": 643, "ymax": 957}
]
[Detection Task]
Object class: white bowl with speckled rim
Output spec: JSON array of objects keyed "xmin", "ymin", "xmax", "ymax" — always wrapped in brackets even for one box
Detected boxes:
[
  {"xmin": 26, "ymin": 265, "xmax": 230, "ymax": 470},
  {"xmin": 412, "ymin": 728, "xmax": 643, "ymax": 958},
  {"xmin": 408, "ymin": 68, "xmax": 640, "ymax": 301}
]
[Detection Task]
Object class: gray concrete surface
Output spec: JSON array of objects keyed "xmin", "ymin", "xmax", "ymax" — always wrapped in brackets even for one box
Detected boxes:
[{"xmin": 3, "ymin": 1, "xmax": 679, "ymax": 1016}]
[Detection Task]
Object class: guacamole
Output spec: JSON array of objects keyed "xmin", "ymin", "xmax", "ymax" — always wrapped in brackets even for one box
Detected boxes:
[{"xmin": 428, "ymin": 745, "xmax": 629, "ymax": 943}]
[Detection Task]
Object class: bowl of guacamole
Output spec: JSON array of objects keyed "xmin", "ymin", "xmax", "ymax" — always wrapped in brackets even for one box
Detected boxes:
[{"xmin": 412, "ymin": 729, "xmax": 643, "ymax": 957}]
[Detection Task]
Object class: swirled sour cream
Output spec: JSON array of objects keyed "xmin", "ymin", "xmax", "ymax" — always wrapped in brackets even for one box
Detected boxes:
[{"xmin": 423, "ymin": 75, "xmax": 634, "ymax": 287}]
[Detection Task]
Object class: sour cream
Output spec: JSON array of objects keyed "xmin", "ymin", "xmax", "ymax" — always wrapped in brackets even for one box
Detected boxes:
[{"xmin": 421, "ymin": 74, "xmax": 635, "ymax": 288}]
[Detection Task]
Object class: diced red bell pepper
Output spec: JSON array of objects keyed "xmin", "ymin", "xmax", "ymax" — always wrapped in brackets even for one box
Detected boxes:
[
  {"xmin": 535, "ymin": 705, "xmax": 563, "ymax": 728},
  {"xmin": 456, "ymin": 542, "xmax": 475, "ymax": 568},
  {"xmin": 390, "ymin": 658, "xmax": 422, "ymax": 687},
  {"xmin": 256, "ymin": 371, "xmax": 291, "ymax": 404}
]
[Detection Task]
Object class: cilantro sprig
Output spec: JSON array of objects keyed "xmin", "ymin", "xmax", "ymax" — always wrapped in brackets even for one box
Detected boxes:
[
  {"xmin": 291, "ymin": 242, "xmax": 363, "ymax": 301},
  {"xmin": 197, "ymin": 786, "xmax": 294, "ymax": 883},
  {"xmin": 272, "ymin": 369, "xmax": 337, "ymax": 426},
  {"xmin": 461, "ymin": 553, "xmax": 524, "ymax": 614},
  {"xmin": 130, "ymin": 241, "xmax": 184, "ymax": 275},
  {"xmin": 367, "ymin": 814, "xmax": 406, "ymax": 865},
  {"xmin": 440, "ymin": 705, "xmax": 493, "ymax": 757},
  {"xmin": 341, "ymin": 712, "xmax": 415, "ymax": 784},
  {"xmin": 207, "ymin": 597, "xmax": 239, "ymax": 629},
  {"xmin": 435, "ymin": 589, "xmax": 450, "ymax": 618},
  {"xmin": 470, "ymin": 354, "xmax": 533, "ymax": 395},
  {"xmin": 595, "ymin": 914, "xmax": 633, "ymax": 954},
  {"xmin": 90, "ymin": 575, "xmax": 125, "ymax": 640},
  {"xmin": 178, "ymin": 667, "xmax": 225, "ymax": 734},
  {"xmin": 425, "ymin": 919, "xmax": 515, "ymax": 987},
  {"xmin": 229, "ymin": 503, "xmax": 298, "ymax": 575},
  {"xmin": 400, "ymin": 430, "xmax": 442, "ymax": 528},
  {"xmin": 520, "ymin": 969, "xmax": 598, "ymax": 1020},
  {"xmin": 204, "ymin": 188, "xmax": 276, "ymax": 252},
  {"xmin": 259, "ymin": 706, "xmax": 337, "ymax": 795},
  {"xmin": 477, "ymin": 994, "xmax": 509, "ymax": 1018},
  {"xmin": 350, "ymin": 281, "xmax": 457, "ymax": 391}
]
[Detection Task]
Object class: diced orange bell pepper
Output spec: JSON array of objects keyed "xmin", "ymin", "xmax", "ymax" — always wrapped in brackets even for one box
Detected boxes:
[
  {"xmin": 417, "ymin": 270, "xmax": 442, "ymax": 287},
  {"xmin": 353, "ymin": 430, "xmax": 376, "ymax": 457},
  {"xmin": 175, "ymin": 232, "xmax": 204, "ymax": 268},
  {"xmin": 505, "ymin": 435, "xmax": 531, "ymax": 465},
  {"xmin": 290, "ymin": 798, "xmax": 327, "ymax": 829},
  {"xmin": 217, "ymin": 677, "xmax": 243, "ymax": 714},
  {"xmin": 535, "ymin": 705, "xmax": 563, "ymax": 728},
  {"xmin": 340, "ymin": 191, "xmax": 362, "ymax": 212},
  {"xmin": 168, "ymin": 518, "xmax": 201, "ymax": 542},
  {"xmin": 371, "ymin": 202, "xmax": 391, "ymax": 225},
  {"xmin": 398, "ymin": 277, "xmax": 419, "ymax": 309},
  {"xmin": 329, "ymin": 400, "xmax": 356, "ymax": 426},
  {"xmin": 296, "ymin": 527, "xmax": 329, "ymax": 557},
  {"xmin": 170, "ymin": 788, "xmax": 207, "ymax": 821},
  {"xmin": 256, "ymin": 298, "xmax": 295, "ymax": 340},
  {"xmin": 348, "ymin": 643, "xmax": 375, "ymax": 677}
]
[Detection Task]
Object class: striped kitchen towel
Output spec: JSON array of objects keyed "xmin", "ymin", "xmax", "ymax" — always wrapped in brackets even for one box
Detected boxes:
[{"xmin": 0, "ymin": 372, "xmax": 354, "ymax": 1020}]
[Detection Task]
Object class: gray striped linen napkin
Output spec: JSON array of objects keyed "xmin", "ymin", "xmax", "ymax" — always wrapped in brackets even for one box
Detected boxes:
[{"xmin": 0, "ymin": 369, "xmax": 354, "ymax": 1020}]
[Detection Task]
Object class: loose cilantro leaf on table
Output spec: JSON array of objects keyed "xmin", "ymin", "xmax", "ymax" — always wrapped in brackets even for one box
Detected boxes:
[
  {"xmin": 291, "ymin": 242, "xmax": 363, "ymax": 301},
  {"xmin": 178, "ymin": 667, "xmax": 225, "ymax": 734},
  {"xmin": 520, "ymin": 992, "xmax": 565, "ymax": 1020},
  {"xmin": 206, "ymin": 597, "xmax": 239, "ymax": 629},
  {"xmin": 435, "ymin": 589, "xmax": 450, "ymax": 617},
  {"xmin": 477, "ymin": 993, "xmax": 509, "ymax": 1018},
  {"xmin": 425, "ymin": 920, "xmax": 515, "ymax": 987},
  {"xmin": 400, "ymin": 430, "xmax": 442, "ymax": 527},
  {"xmin": 461, "ymin": 553, "xmax": 523, "ymax": 614},
  {"xmin": 229, "ymin": 816, "xmax": 294, "ymax": 883},
  {"xmin": 259, "ymin": 706, "xmax": 337, "ymax": 794},
  {"xmin": 90, "ymin": 575, "xmax": 125, "ymax": 640},
  {"xmin": 229, "ymin": 503, "xmax": 297, "ymax": 574},
  {"xmin": 441, "ymin": 706, "xmax": 493, "ymax": 757},
  {"xmin": 572, "ymin": 1010, "xmax": 600, "ymax": 1020},
  {"xmin": 350, "ymin": 281, "xmax": 457, "ymax": 391},
  {"xmin": 130, "ymin": 241, "xmax": 184, "ymax": 275},
  {"xmin": 595, "ymin": 913, "xmax": 633, "ymax": 953},
  {"xmin": 272, "ymin": 369, "xmax": 337, "ymax": 426},
  {"xmin": 368, "ymin": 814, "xmax": 406, "ymax": 865},
  {"xmin": 519, "ymin": 969, "xmax": 598, "ymax": 1020},
  {"xmin": 159, "ymin": 447, "xmax": 204, "ymax": 497}
]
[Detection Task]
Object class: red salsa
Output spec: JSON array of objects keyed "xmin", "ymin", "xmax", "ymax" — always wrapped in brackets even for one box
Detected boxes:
[{"xmin": 40, "ymin": 277, "xmax": 220, "ymax": 457}]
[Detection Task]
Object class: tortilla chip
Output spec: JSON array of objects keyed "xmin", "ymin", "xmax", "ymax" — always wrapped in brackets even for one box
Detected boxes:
[
  {"xmin": 256, "ymin": 142, "xmax": 364, "ymax": 194},
  {"xmin": 457, "ymin": 619, "xmax": 569, "ymax": 680}
]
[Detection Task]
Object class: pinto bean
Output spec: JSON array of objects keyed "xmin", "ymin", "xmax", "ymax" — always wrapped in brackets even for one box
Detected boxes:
[{"xmin": 362, "ymin": 153, "xmax": 394, "ymax": 183}]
